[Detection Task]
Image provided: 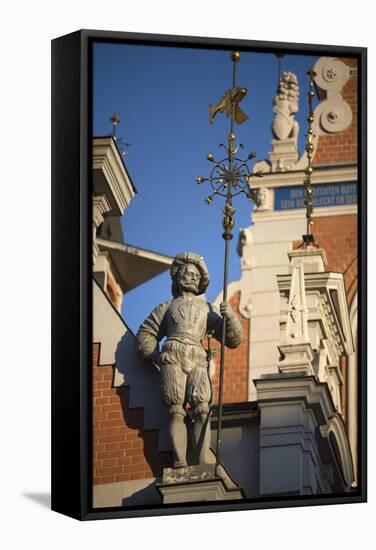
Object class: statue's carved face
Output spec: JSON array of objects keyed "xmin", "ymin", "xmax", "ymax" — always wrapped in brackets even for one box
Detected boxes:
[
  {"xmin": 177, "ymin": 263, "xmax": 201, "ymax": 294},
  {"xmin": 257, "ymin": 187, "xmax": 268, "ymax": 207},
  {"xmin": 259, "ymin": 187, "xmax": 267, "ymax": 202}
]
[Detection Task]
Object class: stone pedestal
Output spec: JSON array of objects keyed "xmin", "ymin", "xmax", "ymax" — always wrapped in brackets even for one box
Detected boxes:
[
  {"xmin": 157, "ymin": 464, "xmax": 244, "ymax": 504},
  {"xmin": 278, "ymin": 341, "xmax": 315, "ymax": 376},
  {"xmin": 288, "ymin": 247, "xmax": 328, "ymax": 274},
  {"xmin": 268, "ymin": 138, "xmax": 299, "ymax": 172}
]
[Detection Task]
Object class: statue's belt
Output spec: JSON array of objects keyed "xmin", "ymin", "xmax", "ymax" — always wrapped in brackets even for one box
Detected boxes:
[{"xmin": 163, "ymin": 335, "xmax": 204, "ymax": 347}]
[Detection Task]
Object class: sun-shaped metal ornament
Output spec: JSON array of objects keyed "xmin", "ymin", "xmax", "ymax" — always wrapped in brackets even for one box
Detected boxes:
[{"xmin": 196, "ymin": 146, "xmax": 262, "ymax": 205}]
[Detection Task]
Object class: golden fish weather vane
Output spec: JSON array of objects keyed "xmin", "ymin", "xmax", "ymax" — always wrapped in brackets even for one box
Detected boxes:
[
  {"xmin": 209, "ymin": 86, "xmax": 249, "ymax": 125},
  {"xmin": 195, "ymin": 51, "xmax": 261, "ymax": 474}
]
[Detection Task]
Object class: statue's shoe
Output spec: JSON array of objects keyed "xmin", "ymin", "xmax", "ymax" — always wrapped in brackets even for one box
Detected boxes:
[{"xmin": 173, "ymin": 460, "xmax": 187, "ymax": 469}]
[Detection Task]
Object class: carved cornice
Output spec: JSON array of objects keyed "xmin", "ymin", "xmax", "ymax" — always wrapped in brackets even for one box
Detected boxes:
[
  {"xmin": 250, "ymin": 163, "xmax": 357, "ymax": 189},
  {"xmin": 93, "ymin": 137, "xmax": 136, "ymax": 216},
  {"xmin": 93, "ymin": 194, "xmax": 112, "ymax": 264},
  {"xmin": 252, "ymin": 204, "xmax": 357, "ymax": 223},
  {"xmin": 255, "ymin": 375, "xmax": 335, "ymax": 422}
]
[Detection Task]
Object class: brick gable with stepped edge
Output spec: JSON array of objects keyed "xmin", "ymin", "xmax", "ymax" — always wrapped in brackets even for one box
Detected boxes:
[
  {"xmin": 93, "ymin": 286, "xmax": 251, "ymax": 491},
  {"xmin": 92, "ymin": 279, "xmax": 174, "ymax": 501},
  {"xmin": 93, "ymin": 343, "xmax": 172, "ymax": 485}
]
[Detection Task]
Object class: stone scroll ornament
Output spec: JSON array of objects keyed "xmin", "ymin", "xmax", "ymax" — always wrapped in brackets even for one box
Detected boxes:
[{"xmin": 313, "ymin": 57, "xmax": 352, "ymax": 135}]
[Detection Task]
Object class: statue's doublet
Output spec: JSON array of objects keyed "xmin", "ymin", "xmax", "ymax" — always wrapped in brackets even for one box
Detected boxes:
[
  {"xmin": 164, "ymin": 297, "xmax": 216, "ymax": 345},
  {"xmin": 136, "ymin": 295, "xmax": 243, "ymax": 409},
  {"xmin": 136, "ymin": 296, "xmax": 243, "ymax": 362}
]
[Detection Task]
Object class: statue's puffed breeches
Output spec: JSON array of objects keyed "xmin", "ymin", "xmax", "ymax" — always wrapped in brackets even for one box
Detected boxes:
[{"xmin": 159, "ymin": 340, "xmax": 211, "ymax": 417}]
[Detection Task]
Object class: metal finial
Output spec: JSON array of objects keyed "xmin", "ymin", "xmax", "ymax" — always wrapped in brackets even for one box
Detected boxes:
[
  {"xmin": 110, "ymin": 113, "xmax": 120, "ymax": 139},
  {"xmin": 303, "ymin": 69, "xmax": 317, "ymax": 243},
  {"xmin": 109, "ymin": 113, "xmax": 132, "ymax": 157},
  {"xmin": 208, "ymin": 53, "xmax": 249, "ymax": 128}
]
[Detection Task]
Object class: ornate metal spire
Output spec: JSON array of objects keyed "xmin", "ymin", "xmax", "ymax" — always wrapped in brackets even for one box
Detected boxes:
[
  {"xmin": 195, "ymin": 51, "xmax": 261, "ymax": 471},
  {"xmin": 302, "ymin": 69, "xmax": 317, "ymax": 245}
]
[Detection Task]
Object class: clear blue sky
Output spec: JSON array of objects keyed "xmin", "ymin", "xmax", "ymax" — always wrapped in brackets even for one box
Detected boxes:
[{"xmin": 92, "ymin": 41, "xmax": 318, "ymax": 332}]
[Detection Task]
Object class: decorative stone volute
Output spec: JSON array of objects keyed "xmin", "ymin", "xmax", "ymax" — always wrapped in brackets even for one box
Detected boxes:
[
  {"xmin": 92, "ymin": 137, "xmax": 136, "ymax": 216},
  {"xmin": 314, "ymin": 58, "xmax": 350, "ymax": 92},
  {"xmin": 313, "ymin": 57, "xmax": 352, "ymax": 136},
  {"xmin": 93, "ymin": 194, "xmax": 111, "ymax": 264}
]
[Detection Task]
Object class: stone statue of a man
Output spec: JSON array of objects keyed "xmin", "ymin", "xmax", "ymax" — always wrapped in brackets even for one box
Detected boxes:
[{"xmin": 136, "ymin": 252, "xmax": 243, "ymax": 469}]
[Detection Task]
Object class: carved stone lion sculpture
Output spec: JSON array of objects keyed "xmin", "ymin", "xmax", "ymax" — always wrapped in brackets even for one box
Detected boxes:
[{"xmin": 272, "ymin": 71, "xmax": 300, "ymax": 144}]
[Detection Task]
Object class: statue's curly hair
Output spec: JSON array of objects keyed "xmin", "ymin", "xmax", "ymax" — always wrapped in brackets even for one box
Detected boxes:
[{"xmin": 170, "ymin": 252, "xmax": 210, "ymax": 298}]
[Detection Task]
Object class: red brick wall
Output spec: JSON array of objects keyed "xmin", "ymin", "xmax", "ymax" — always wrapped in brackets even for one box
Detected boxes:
[
  {"xmin": 208, "ymin": 291, "xmax": 250, "ymax": 404},
  {"xmin": 93, "ymin": 343, "xmax": 171, "ymax": 485},
  {"xmin": 313, "ymin": 214, "xmax": 357, "ymax": 304},
  {"xmin": 313, "ymin": 58, "xmax": 358, "ymax": 165},
  {"xmin": 294, "ymin": 214, "xmax": 357, "ymax": 304}
]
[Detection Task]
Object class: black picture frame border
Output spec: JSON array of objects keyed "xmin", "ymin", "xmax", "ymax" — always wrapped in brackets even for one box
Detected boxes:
[{"xmin": 51, "ymin": 29, "xmax": 367, "ymax": 521}]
